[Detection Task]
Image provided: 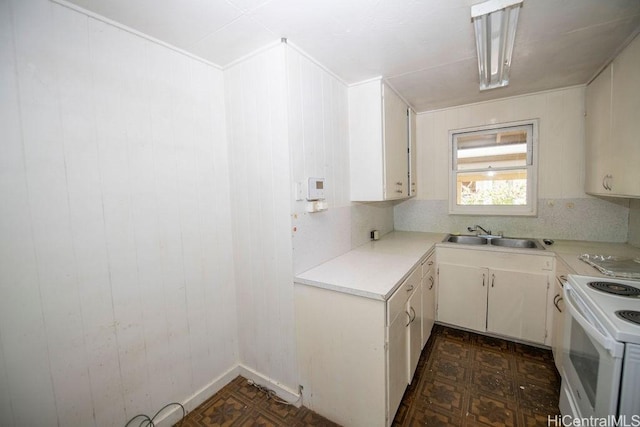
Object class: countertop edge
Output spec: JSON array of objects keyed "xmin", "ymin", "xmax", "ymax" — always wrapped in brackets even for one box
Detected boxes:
[{"xmin": 294, "ymin": 277, "xmax": 387, "ymax": 301}]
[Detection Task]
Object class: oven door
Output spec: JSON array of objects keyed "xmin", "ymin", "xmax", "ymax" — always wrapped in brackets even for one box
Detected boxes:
[{"xmin": 560, "ymin": 283, "xmax": 624, "ymax": 418}]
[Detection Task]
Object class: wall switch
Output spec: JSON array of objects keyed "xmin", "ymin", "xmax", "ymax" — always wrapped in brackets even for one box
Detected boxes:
[{"xmin": 295, "ymin": 182, "xmax": 304, "ymax": 201}]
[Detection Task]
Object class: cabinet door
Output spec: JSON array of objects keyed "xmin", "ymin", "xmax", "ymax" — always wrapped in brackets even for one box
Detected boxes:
[
  {"xmin": 382, "ymin": 85, "xmax": 409, "ymax": 199},
  {"xmin": 487, "ymin": 269, "xmax": 548, "ymax": 344},
  {"xmin": 387, "ymin": 310, "xmax": 408, "ymax": 421},
  {"xmin": 437, "ymin": 263, "xmax": 487, "ymax": 333},
  {"xmin": 551, "ymin": 277, "xmax": 566, "ymax": 373},
  {"xmin": 421, "ymin": 270, "xmax": 435, "ymax": 348},
  {"xmin": 585, "ymin": 65, "xmax": 612, "ymax": 195},
  {"xmin": 611, "ymin": 35, "xmax": 640, "ymax": 196},
  {"xmin": 409, "ymin": 108, "xmax": 417, "ymax": 197},
  {"xmin": 407, "ymin": 287, "xmax": 422, "ymax": 384}
]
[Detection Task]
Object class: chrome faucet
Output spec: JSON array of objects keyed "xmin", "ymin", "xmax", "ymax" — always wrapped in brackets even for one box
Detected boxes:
[{"xmin": 468, "ymin": 225, "xmax": 491, "ymax": 235}]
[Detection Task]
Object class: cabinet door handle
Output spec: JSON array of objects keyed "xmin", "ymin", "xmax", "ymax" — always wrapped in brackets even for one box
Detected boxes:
[
  {"xmin": 491, "ymin": 273, "xmax": 495, "ymax": 288},
  {"xmin": 559, "ymin": 275, "xmax": 567, "ymax": 283},
  {"xmin": 410, "ymin": 306, "xmax": 416, "ymax": 323},
  {"xmin": 429, "ymin": 276, "xmax": 435, "ymax": 289},
  {"xmin": 427, "ymin": 260, "xmax": 434, "ymax": 266},
  {"xmin": 602, "ymin": 175, "xmax": 608, "ymax": 190},
  {"xmin": 554, "ymin": 295, "xmax": 563, "ymax": 313},
  {"xmin": 405, "ymin": 310, "xmax": 412, "ymax": 327},
  {"xmin": 396, "ymin": 182, "xmax": 403, "ymax": 186},
  {"xmin": 396, "ymin": 190, "xmax": 404, "ymax": 194},
  {"xmin": 482, "ymin": 273, "xmax": 485, "ymax": 287},
  {"xmin": 406, "ymin": 284, "xmax": 414, "ymax": 292}
]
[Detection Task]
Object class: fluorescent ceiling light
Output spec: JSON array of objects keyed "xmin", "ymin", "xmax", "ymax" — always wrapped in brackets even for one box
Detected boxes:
[{"xmin": 471, "ymin": 0, "xmax": 523, "ymax": 91}]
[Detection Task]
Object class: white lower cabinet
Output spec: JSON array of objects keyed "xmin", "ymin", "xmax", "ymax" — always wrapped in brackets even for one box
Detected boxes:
[
  {"xmin": 436, "ymin": 248, "xmax": 553, "ymax": 345},
  {"xmin": 387, "ymin": 299, "xmax": 408, "ymax": 421},
  {"xmin": 295, "ymin": 262, "xmax": 425, "ymax": 427},
  {"xmin": 551, "ymin": 258, "xmax": 571, "ymax": 373},
  {"xmin": 438, "ymin": 263, "xmax": 487, "ymax": 332},
  {"xmin": 421, "ymin": 251, "xmax": 436, "ymax": 348},
  {"xmin": 407, "ymin": 285, "xmax": 422, "ymax": 383},
  {"xmin": 486, "ymin": 269, "xmax": 549, "ymax": 343}
]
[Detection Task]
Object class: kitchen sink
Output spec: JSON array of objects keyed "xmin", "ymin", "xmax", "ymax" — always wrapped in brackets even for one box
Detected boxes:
[
  {"xmin": 489, "ymin": 238, "xmax": 545, "ymax": 250},
  {"xmin": 442, "ymin": 234, "xmax": 545, "ymax": 250},
  {"xmin": 445, "ymin": 235, "xmax": 487, "ymax": 245}
]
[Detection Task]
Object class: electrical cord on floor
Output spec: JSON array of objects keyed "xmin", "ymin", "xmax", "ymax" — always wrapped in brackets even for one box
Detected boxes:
[
  {"xmin": 124, "ymin": 402, "xmax": 186, "ymax": 427},
  {"xmin": 247, "ymin": 379, "xmax": 302, "ymax": 407}
]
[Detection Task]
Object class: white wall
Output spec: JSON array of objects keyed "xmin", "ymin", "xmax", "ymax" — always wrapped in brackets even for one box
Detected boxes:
[
  {"xmin": 224, "ymin": 44, "xmax": 300, "ymax": 394},
  {"xmin": 0, "ymin": 1, "xmax": 238, "ymax": 426},
  {"xmin": 395, "ymin": 87, "xmax": 629, "ymax": 241},
  {"xmin": 224, "ymin": 43, "xmax": 396, "ymax": 398},
  {"xmin": 287, "ymin": 47, "xmax": 354, "ymax": 274},
  {"xmin": 287, "ymin": 47, "xmax": 394, "ymax": 274}
]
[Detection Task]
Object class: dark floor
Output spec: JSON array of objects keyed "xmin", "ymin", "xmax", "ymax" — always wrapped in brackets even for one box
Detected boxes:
[
  {"xmin": 177, "ymin": 325, "xmax": 561, "ymax": 426},
  {"xmin": 392, "ymin": 324, "xmax": 561, "ymax": 426}
]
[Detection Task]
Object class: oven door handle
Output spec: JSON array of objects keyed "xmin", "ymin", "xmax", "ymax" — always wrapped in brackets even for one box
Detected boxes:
[{"xmin": 564, "ymin": 284, "xmax": 625, "ymax": 359}]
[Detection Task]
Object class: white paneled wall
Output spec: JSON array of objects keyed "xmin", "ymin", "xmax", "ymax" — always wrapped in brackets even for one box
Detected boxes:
[
  {"xmin": 0, "ymin": 1, "xmax": 238, "ymax": 426},
  {"xmin": 287, "ymin": 48, "xmax": 350, "ymax": 211},
  {"xmin": 224, "ymin": 45, "xmax": 299, "ymax": 393},
  {"xmin": 286, "ymin": 47, "xmax": 353, "ymax": 274},
  {"xmin": 417, "ymin": 86, "xmax": 586, "ymax": 201},
  {"xmin": 395, "ymin": 86, "xmax": 631, "ymax": 241}
]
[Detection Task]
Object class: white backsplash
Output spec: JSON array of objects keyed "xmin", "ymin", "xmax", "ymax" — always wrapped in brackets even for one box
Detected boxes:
[
  {"xmin": 629, "ymin": 199, "xmax": 640, "ymax": 248},
  {"xmin": 292, "ymin": 207, "xmax": 352, "ymax": 275},
  {"xmin": 351, "ymin": 202, "xmax": 395, "ymax": 248},
  {"xmin": 291, "ymin": 203, "xmax": 395, "ymax": 274},
  {"xmin": 394, "ymin": 198, "xmax": 629, "ymax": 242}
]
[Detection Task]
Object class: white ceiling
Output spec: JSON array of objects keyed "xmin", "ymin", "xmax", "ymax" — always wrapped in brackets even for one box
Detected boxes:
[{"xmin": 63, "ymin": 0, "xmax": 640, "ymax": 112}]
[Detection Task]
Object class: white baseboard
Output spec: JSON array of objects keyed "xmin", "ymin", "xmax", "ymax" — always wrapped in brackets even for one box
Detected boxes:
[
  {"xmin": 154, "ymin": 363, "xmax": 302, "ymax": 426},
  {"xmin": 237, "ymin": 364, "xmax": 302, "ymax": 407},
  {"xmin": 155, "ymin": 364, "xmax": 240, "ymax": 426}
]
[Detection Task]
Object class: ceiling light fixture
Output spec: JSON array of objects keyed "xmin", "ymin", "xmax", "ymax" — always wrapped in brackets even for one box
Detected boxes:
[{"xmin": 471, "ymin": 0, "xmax": 523, "ymax": 91}]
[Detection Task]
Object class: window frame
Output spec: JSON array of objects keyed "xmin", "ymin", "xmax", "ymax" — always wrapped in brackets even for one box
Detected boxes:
[{"xmin": 448, "ymin": 119, "xmax": 539, "ymax": 216}]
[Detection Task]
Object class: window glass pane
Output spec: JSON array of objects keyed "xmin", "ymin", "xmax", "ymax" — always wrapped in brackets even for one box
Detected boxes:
[
  {"xmin": 449, "ymin": 121, "xmax": 537, "ymax": 216},
  {"xmin": 456, "ymin": 169, "xmax": 527, "ymax": 206},
  {"xmin": 456, "ymin": 129, "xmax": 528, "ymax": 170}
]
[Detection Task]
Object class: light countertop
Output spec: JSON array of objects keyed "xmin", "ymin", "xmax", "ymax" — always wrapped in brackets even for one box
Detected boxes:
[
  {"xmin": 550, "ymin": 239, "xmax": 640, "ymax": 276},
  {"xmin": 294, "ymin": 231, "xmax": 445, "ymax": 300},
  {"xmin": 294, "ymin": 231, "xmax": 640, "ymax": 301}
]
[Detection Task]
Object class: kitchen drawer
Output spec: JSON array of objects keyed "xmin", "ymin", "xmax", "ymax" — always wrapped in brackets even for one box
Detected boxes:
[
  {"xmin": 388, "ymin": 267, "xmax": 421, "ymax": 325},
  {"xmin": 421, "ymin": 252, "xmax": 435, "ymax": 278}
]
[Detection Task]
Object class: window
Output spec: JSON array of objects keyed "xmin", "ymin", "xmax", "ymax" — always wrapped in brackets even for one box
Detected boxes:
[{"xmin": 449, "ymin": 120, "xmax": 538, "ymax": 216}]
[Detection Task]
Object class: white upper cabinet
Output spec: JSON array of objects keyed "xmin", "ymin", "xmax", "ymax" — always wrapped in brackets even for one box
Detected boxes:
[
  {"xmin": 585, "ymin": 34, "xmax": 640, "ymax": 198},
  {"xmin": 349, "ymin": 79, "xmax": 414, "ymax": 201}
]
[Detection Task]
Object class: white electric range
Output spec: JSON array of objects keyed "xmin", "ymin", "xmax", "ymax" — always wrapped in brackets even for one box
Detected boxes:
[{"xmin": 560, "ymin": 275, "xmax": 640, "ymax": 421}]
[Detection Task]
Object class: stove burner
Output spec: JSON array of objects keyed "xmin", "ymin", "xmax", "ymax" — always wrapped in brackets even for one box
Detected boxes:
[
  {"xmin": 587, "ymin": 281, "xmax": 640, "ymax": 297},
  {"xmin": 616, "ymin": 310, "xmax": 640, "ymax": 326}
]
